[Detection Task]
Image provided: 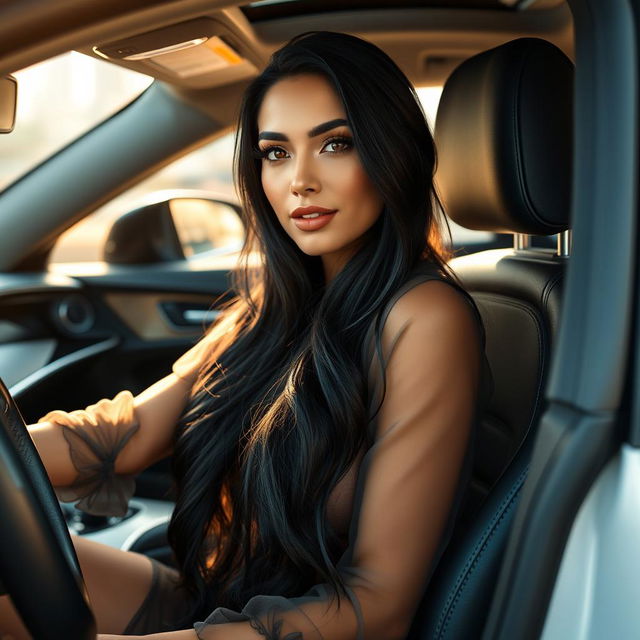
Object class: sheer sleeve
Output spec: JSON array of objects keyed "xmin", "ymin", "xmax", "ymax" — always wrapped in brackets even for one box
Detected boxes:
[
  {"xmin": 193, "ymin": 279, "xmax": 484, "ymax": 640},
  {"xmin": 38, "ymin": 390, "xmax": 139, "ymax": 517},
  {"xmin": 38, "ymin": 328, "xmax": 219, "ymax": 518}
]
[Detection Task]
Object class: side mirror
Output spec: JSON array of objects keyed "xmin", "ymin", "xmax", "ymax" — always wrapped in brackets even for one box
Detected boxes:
[
  {"xmin": 104, "ymin": 194, "xmax": 245, "ymax": 264},
  {"xmin": 0, "ymin": 76, "xmax": 17, "ymax": 134}
]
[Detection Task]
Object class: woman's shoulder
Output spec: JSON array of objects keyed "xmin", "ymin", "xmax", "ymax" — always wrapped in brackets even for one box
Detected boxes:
[
  {"xmin": 363, "ymin": 262, "xmax": 474, "ymax": 363},
  {"xmin": 379, "ymin": 261, "xmax": 479, "ymax": 339},
  {"xmin": 364, "ymin": 261, "xmax": 493, "ymax": 418},
  {"xmin": 383, "ymin": 275, "xmax": 480, "ymax": 352},
  {"xmin": 363, "ymin": 261, "xmax": 488, "ymax": 431}
]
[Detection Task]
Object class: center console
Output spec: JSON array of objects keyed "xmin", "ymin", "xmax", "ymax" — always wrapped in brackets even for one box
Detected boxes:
[{"xmin": 62, "ymin": 497, "xmax": 174, "ymax": 554}]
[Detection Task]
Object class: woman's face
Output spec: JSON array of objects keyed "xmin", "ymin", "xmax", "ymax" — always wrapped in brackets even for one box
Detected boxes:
[{"xmin": 257, "ymin": 73, "xmax": 384, "ymax": 281}]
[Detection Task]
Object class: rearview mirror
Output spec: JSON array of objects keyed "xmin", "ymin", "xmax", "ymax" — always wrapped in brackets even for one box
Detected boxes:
[
  {"xmin": 0, "ymin": 76, "xmax": 17, "ymax": 134},
  {"xmin": 104, "ymin": 194, "xmax": 245, "ymax": 264}
]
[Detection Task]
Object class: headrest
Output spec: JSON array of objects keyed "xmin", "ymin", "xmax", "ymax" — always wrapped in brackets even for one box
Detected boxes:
[{"xmin": 434, "ymin": 38, "xmax": 573, "ymax": 235}]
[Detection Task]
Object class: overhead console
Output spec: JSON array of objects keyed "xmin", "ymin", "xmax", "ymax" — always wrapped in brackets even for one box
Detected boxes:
[{"xmin": 88, "ymin": 12, "xmax": 267, "ymax": 88}]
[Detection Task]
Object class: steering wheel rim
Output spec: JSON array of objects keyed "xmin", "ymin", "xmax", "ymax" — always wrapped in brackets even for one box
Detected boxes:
[{"xmin": 0, "ymin": 378, "xmax": 95, "ymax": 639}]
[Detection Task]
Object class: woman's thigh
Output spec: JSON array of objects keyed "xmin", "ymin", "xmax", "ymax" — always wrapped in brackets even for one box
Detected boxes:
[{"xmin": 0, "ymin": 535, "xmax": 153, "ymax": 638}]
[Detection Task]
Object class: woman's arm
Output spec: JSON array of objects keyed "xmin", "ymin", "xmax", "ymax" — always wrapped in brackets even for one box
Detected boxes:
[{"xmin": 28, "ymin": 370, "xmax": 193, "ymax": 487}]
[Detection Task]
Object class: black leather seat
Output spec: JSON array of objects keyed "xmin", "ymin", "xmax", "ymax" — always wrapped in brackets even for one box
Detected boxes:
[{"xmin": 407, "ymin": 38, "xmax": 573, "ymax": 639}]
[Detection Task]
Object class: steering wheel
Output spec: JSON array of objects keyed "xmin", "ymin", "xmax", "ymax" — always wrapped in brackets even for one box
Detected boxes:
[{"xmin": 0, "ymin": 378, "xmax": 95, "ymax": 639}]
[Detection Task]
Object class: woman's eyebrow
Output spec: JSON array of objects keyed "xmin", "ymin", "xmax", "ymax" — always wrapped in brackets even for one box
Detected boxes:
[
  {"xmin": 258, "ymin": 118, "xmax": 349, "ymax": 142},
  {"xmin": 308, "ymin": 118, "xmax": 349, "ymax": 137}
]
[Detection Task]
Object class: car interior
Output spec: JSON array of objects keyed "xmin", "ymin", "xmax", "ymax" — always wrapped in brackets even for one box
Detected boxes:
[{"xmin": 4, "ymin": 1, "xmax": 637, "ymax": 639}]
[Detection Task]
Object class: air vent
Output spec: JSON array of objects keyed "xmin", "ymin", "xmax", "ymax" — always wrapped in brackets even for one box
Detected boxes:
[{"xmin": 54, "ymin": 295, "xmax": 95, "ymax": 335}]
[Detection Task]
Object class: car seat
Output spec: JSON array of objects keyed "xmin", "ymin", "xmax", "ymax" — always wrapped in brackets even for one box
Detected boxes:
[{"xmin": 406, "ymin": 38, "xmax": 573, "ymax": 639}]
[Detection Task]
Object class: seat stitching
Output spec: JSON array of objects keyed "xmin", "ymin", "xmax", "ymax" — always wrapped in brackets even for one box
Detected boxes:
[
  {"xmin": 434, "ymin": 465, "xmax": 529, "ymax": 636},
  {"xmin": 541, "ymin": 271, "xmax": 563, "ymax": 326},
  {"xmin": 437, "ymin": 476, "xmax": 526, "ymax": 638},
  {"xmin": 511, "ymin": 45, "xmax": 538, "ymax": 223}
]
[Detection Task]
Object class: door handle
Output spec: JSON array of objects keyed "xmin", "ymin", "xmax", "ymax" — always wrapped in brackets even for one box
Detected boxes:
[
  {"xmin": 182, "ymin": 309, "xmax": 221, "ymax": 325},
  {"xmin": 159, "ymin": 302, "xmax": 221, "ymax": 329}
]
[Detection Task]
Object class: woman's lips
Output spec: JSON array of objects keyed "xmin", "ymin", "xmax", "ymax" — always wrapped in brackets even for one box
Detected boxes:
[
  {"xmin": 292, "ymin": 210, "xmax": 337, "ymax": 231},
  {"xmin": 291, "ymin": 206, "xmax": 336, "ymax": 217}
]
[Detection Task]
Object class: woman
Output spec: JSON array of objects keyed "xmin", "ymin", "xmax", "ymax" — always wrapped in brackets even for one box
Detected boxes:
[{"xmin": 0, "ymin": 31, "xmax": 489, "ymax": 640}]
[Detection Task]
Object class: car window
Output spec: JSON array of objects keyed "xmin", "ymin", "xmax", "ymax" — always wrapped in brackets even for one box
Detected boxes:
[
  {"xmin": 0, "ymin": 52, "xmax": 152, "ymax": 192},
  {"xmin": 49, "ymin": 133, "xmax": 239, "ymax": 263},
  {"xmin": 48, "ymin": 84, "xmax": 496, "ymax": 264}
]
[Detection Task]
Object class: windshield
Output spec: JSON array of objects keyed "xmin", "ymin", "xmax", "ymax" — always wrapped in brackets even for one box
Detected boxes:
[{"xmin": 1, "ymin": 52, "xmax": 152, "ymax": 192}]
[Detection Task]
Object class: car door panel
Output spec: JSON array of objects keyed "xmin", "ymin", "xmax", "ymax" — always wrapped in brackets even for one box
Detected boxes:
[{"xmin": 0, "ymin": 259, "xmax": 235, "ymax": 501}]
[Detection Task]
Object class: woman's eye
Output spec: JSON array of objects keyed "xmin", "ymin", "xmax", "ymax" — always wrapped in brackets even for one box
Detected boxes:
[
  {"xmin": 265, "ymin": 147, "xmax": 288, "ymax": 161},
  {"xmin": 322, "ymin": 137, "xmax": 353, "ymax": 154}
]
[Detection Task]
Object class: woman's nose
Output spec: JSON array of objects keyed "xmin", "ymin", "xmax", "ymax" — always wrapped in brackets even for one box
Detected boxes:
[{"xmin": 289, "ymin": 158, "xmax": 321, "ymax": 196}]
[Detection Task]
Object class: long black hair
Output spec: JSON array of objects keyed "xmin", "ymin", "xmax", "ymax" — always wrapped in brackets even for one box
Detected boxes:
[{"xmin": 167, "ymin": 30, "xmax": 452, "ymax": 622}]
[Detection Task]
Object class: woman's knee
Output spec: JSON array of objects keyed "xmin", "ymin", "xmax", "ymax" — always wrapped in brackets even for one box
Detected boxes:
[{"xmin": 72, "ymin": 535, "xmax": 154, "ymax": 634}]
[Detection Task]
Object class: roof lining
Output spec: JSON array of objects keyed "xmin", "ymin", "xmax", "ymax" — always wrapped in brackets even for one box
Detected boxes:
[{"xmin": 0, "ymin": 0, "xmax": 572, "ymax": 91}]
